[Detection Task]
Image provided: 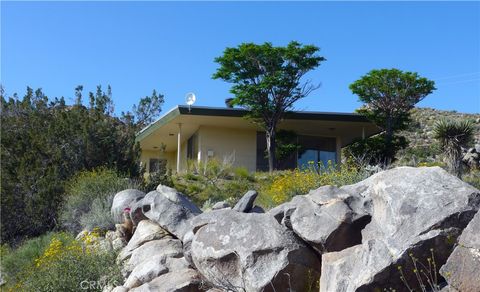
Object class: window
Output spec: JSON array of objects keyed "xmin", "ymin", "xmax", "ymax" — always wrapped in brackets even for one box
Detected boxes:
[
  {"xmin": 187, "ymin": 133, "xmax": 198, "ymax": 160},
  {"xmin": 297, "ymin": 135, "xmax": 336, "ymax": 170}
]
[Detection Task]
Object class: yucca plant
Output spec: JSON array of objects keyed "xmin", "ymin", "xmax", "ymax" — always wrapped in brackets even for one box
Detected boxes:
[{"xmin": 433, "ymin": 119, "xmax": 474, "ymax": 178}]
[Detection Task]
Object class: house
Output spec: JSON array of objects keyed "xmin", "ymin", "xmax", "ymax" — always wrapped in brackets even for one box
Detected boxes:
[{"xmin": 136, "ymin": 105, "xmax": 379, "ymax": 174}]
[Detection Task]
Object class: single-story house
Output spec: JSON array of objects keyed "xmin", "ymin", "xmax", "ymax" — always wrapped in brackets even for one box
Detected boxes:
[{"xmin": 136, "ymin": 105, "xmax": 379, "ymax": 174}]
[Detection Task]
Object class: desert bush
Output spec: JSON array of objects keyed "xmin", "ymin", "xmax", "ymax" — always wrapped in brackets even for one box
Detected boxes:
[
  {"xmin": 174, "ymin": 158, "xmax": 255, "ymax": 207},
  {"xmin": 433, "ymin": 119, "xmax": 474, "ymax": 178},
  {"xmin": 60, "ymin": 168, "xmax": 141, "ymax": 233},
  {"xmin": 143, "ymin": 159, "xmax": 173, "ymax": 192},
  {"xmin": 2, "ymin": 232, "xmax": 122, "ymax": 292},
  {"xmin": 79, "ymin": 195, "xmax": 115, "ymax": 232},
  {"xmin": 257, "ymin": 161, "xmax": 371, "ymax": 208},
  {"xmin": 344, "ymin": 134, "xmax": 408, "ymax": 166},
  {"xmin": 1, "ymin": 232, "xmax": 60, "ymax": 285},
  {"xmin": 463, "ymin": 169, "xmax": 480, "ymax": 189}
]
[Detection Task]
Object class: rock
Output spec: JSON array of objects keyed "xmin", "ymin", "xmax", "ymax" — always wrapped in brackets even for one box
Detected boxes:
[
  {"xmin": 112, "ymin": 189, "xmax": 146, "ymax": 224},
  {"xmin": 142, "ymin": 185, "xmax": 202, "ymax": 239},
  {"xmin": 124, "ymin": 259, "xmax": 168, "ymax": 289},
  {"xmin": 130, "ymin": 199, "xmax": 148, "ymax": 227},
  {"xmin": 124, "ymin": 255, "xmax": 191, "ymax": 289},
  {"xmin": 232, "ymin": 190, "xmax": 258, "ymax": 212},
  {"xmin": 463, "ymin": 151, "xmax": 479, "ymax": 169},
  {"xmin": 475, "ymin": 144, "xmax": 480, "ymax": 153},
  {"xmin": 118, "ymin": 220, "xmax": 171, "ymax": 261},
  {"xmin": 269, "ymin": 185, "xmax": 371, "ymax": 254},
  {"xmin": 318, "ymin": 167, "xmax": 480, "ymax": 291},
  {"xmin": 249, "ymin": 205, "xmax": 265, "ymax": 213},
  {"xmin": 122, "ymin": 238, "xmax": 183, "ymax": 274},
  {"xmin": 129, "ymin": 269, "xmax": 201, "ymax": 292},
  {"xmin": 112, "ymin": 238, "xmax": 127, "ymax": 251},
  {"xmin": 111, "ymin": 286, "xmax": 128, "ymax": 292},
  {"xmin": 190, "ymin": 209, "xmax": 320, "ymax": 291},
  {"xmin": 211, "ymin": 201, "xmax": 230, "ymax": 210},
  {"xmin": 440, "ymin": 210, "xmax": 480, "ymax": 292}
]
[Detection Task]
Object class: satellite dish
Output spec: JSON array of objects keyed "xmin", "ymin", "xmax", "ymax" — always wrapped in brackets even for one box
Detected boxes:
[{"xmin": 185, "ymin": 92, "xmax": 196, "ymax": 112}]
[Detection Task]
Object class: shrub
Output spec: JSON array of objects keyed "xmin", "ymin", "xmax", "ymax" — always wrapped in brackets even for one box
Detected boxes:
[
  {"xmin": 143, "ymin": 159, "xmax": 173, "ymax": 192},
  {"xmin": 2, "ymin": 232, "xmax": 122, "ymax": 292},
  {"xmin": 60, "ymin": 168, "xmax": 141, "ymax": 233},
  {"xmin": 1, "ymin": 232, "xmax": 60, "ymax": 285},
  {"xmin": 433, "ymin": 119, "xmax": 474, "ymax": 178},
  {"xmin": 79, "ymin": 195, "xmax": 115, "ymax": 232},
  {"xmin": 174, "ymin": 158, "xmax": 254, "ymax": 208},
  {"xmin": 343, "ymin": 134, "xmax": 408, "ymax": 166},
  {"xmin": 463, "ymin": 169, "xmax": 480, "ymax": 189},
  {"xmin": 257, "ymin": 162, "xmax": 371, "ymax": 208}
]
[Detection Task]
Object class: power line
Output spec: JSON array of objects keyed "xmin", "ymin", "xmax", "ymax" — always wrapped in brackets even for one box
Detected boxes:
[{"xmin": 434, "ymin": 72, "xmax": 480, "ymax": 81}]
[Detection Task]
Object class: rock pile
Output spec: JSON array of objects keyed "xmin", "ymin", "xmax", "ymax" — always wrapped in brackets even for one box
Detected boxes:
[{"xmin": 104, "ymin": 167, "xmax": 479, "ymax": 292}]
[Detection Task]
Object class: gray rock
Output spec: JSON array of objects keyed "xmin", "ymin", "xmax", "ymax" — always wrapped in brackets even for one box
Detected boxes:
[
  {"xmin": 269, "ymin": 185, "xmax": 371, "ymax": 254},
  {"xmin": 122, "ymin": 238, "xmax": 183, "ymax": 274},
  {"xmin": 110, "ymin": 286, "xmax": 128, "ymax": 292},
  {"xmin": 124, "ymin": 255, "xmax": 191, "ymax": 289},
  {"xmin": 118, "ymin": 220, "xmax": 172, "ymax": 261},
  {"xmin": 111, "ymin": 189, "xmax": 146, "ymax": 224},
  {"xmin": 129, "ymin": 269, "xmax": 201, "ymax": 292},
  {"xmin": 319, "ymin": 167, "xmax": 480, "ymax": 291},
  {"xmin": 475, "ymin": 144, "xmax": 480, "ymax": 153},
  {"xmin": 211, "ymin": 201, "xmax": 230, "ymax": 210},
  {"xmin": 142, "ymin": 185, "xmax": 202, "ymax": 239},
  {"xmin": 440, "ymin": 210, "xmax": 480, "ymax": 292},
  {"xmin": 232, "ymin": 190, "xmax": 257, "ymax": 212},
  {"xmin": 190, "ymin": 209, "xmax": 320, "ymax": 291},
  {"xmin": 249, "ymin": 205, "xmax": 265, "ymax": 213},
  {"xmin": 124, "ymin": 258, "xmax": 168, "ymax": 289}
]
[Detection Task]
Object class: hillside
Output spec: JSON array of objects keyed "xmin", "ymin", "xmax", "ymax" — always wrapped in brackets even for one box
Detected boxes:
[{"xmin": 396, "ymin": 107, "xmax": 480, "ymax": 165}]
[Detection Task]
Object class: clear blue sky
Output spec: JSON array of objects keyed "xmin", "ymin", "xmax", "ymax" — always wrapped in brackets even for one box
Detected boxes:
[{"xmin": 2, "ymin": 1, "xmax": 479, "ymax": 114}]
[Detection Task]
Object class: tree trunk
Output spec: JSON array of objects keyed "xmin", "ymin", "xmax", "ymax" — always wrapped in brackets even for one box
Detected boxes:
[
  {"xmin": 384, "ymin": 115, "xmax": 394, "ymax": 166},
  {"xmin": 266, "ymin": 129, "xmax": 276, "ymax": 173}
]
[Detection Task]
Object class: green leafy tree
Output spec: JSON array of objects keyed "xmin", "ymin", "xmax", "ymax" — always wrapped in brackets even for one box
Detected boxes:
[
  {"xmin": 213, "ymin": 41, "xmax": 325, "ymax": 172},
  {"xmin": 349, "ymin": 69, "xmax": 436, "ymax": 164},
  {"xmin": 133, "ymin": 89, "xmax": 165, "ymax": 129},
  {"xmin": 433, "ymin": 119, "xmax": 474, "ymax": 178},
  {"xmin": 0, "ymin": 85, "xmax": 162, "ymax": 244}
]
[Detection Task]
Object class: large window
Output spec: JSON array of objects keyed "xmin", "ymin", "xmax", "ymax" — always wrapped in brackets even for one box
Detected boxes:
[
  {"xmin": 187, "ymin": 133, "xmax": 198, "ymax": 160},
  {"xmin": 297, "ymin": 135, "xmax": 336, "ymax": 170},
  {"xmin": 256, "ymin": 132, "xmax": 337, "ymax": 171}
]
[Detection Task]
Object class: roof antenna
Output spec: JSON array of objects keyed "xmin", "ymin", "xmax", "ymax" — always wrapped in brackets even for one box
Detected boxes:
[{"xmin": 185, "ymin": 92, "xmax": 196, "ymax": 113}]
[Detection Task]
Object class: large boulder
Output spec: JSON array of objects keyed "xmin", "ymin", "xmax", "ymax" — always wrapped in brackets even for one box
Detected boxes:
[
  {"xmin": 269, "ymin": 185, "xmax": 371, "ymax": 253},
  {"xmin": 232, "ymin": 190, "xmax": 258, "ymax": 212},
  {"xmin": 142, "ymin": 185, "xmax": 202, "ymax": 239},
  {"xmin": 118, "ymin": 220, "xmax": 172, "ymax": 261},
  {"xmin": 123, "ymin": 256, "xmax": 190, "ymax": 289},
  {"xmin": 440, "ymin": 210, "xmax": 480, "ymax": 292},
  {"xmin": 189, "ymin": 209, "xmax": 321, "ymax": 291},
  {"xmin": 129, "ymin": 268, "xmax": 201, "ymax": 292},
  {"xmin": 111, "ymin": 189, "xmax": 146, "ymax": 224},
  {"xmin": 318, "ymin": 167, "xmax": 480, "ymax": 291},
  {"xmin": 122, "ymin": 238, "xmax": 183, "ymax": 274}
]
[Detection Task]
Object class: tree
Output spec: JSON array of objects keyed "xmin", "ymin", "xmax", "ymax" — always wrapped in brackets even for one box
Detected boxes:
[
  {"xmin": 349, "ymin": 69, "xmax": 436, "ymax": 164},
  {"xmin": 433, "ymin": 119, "xmax": 473, "ymax": 178},
  {"xmin": 1, "ymin": 85, "xmax": 162, "ymax": 244},
  {"xmin": 133, "ymin": 90, "xmax": 165, "ymax": 129},
  {"xmin": 213, "ymin": 41, "xmax": 325, "ymax": 172}
]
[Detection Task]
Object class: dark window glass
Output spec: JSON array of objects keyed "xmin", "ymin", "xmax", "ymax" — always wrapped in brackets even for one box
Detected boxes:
[
  {"xmin": 297, "ymin": 135, "xmax": 336, "ymax": 170},
  {"xmin": 187, "ymin": 134, "xmax": 197, "ymax": 160}
]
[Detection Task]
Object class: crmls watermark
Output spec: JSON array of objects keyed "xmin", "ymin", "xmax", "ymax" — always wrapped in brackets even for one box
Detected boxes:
[{"xmin": 80, "ymin": 279, "xmax": 119, "ymax": 290}]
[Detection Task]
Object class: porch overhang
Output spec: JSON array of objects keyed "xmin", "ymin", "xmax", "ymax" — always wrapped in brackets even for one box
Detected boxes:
[{"xmin": 136, "ymin": 105, "xmax": 380, "ymax": 152}]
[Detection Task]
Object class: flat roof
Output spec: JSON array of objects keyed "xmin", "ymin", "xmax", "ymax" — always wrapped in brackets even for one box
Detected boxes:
[{"xmin": 137, "ymin": 105, "xmax": 372, "ymax": 141}]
